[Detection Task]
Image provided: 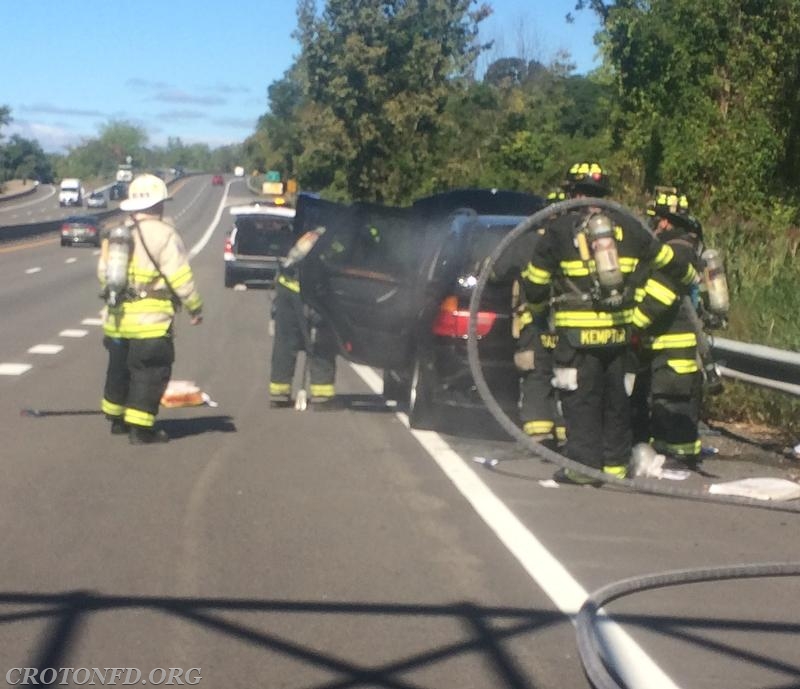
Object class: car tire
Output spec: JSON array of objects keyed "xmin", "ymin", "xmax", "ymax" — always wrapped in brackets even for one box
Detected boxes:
[
  {"xmin": 382, "ymin": 368, "xmax": 410, "ymax": 402},
  {"xmin": 408, "ymin": 352, "xmax": 440, "ymax": 431},
  {"xmin": 224, "ymin": 267, "xmax": 235, "ymax": 288}
]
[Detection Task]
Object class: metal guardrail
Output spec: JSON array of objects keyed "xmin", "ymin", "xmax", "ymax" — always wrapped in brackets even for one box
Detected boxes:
[{"xmin": 711, "ymin": 336, "xmax": 800, "ymax": 396}]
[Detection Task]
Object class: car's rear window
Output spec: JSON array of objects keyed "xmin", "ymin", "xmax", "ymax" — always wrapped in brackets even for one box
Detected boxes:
[
  {"xmin": 234, "ymin": 215, "xmax": 294, "ymax": 256},
  {"xmin": 464, "ymin": 221, "xmax": 523, "ymax": 271}
]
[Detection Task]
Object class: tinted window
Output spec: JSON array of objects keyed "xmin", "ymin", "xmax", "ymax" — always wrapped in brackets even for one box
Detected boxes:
[{"xmin": 234, "ymin": 216, "xmax": 294, "ymax": 256}]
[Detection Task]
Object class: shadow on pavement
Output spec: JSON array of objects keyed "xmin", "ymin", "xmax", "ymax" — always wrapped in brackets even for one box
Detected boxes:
[{"xmin": 158, "ymin": 415, "xmax": 237, "ymax": 439}]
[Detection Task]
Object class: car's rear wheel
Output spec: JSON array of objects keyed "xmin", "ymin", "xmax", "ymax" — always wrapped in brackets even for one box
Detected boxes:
[
  {"xmin": 408, "ymin": 352, "xmax": 440, "ymax": 431},
  {"xmin": 224, "ymin": 267, "xmax": 235, "ymax": 288}
]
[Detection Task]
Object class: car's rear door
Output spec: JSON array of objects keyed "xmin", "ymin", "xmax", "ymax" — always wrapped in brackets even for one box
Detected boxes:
[{"xmin": 297, "ymin": 197, "xmax": 447, "ymax": 371}]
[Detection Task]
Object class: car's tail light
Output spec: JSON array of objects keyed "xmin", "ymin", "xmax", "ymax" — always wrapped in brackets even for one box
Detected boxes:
[
  {"xmin": 223, "ymin": 237, "xmax": 234, "ymax": 261},
  {"xmin": 61, "ymin": 224, "xmax": 69, "ymax": 235},
  {"xmin": 431, "ymin": 295, "xmax": 497, "ymax": 339}
]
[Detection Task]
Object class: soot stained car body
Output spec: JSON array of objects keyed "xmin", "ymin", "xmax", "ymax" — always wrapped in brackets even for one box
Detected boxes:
[{"xmin": 296, "ymin": 189, "xmax": 545, "ymax": 431}]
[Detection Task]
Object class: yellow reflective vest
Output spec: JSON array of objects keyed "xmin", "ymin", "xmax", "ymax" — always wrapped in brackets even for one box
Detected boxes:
[{"xmin": 98, "ymin": 214, "xmax": 203, "ymax": 339}]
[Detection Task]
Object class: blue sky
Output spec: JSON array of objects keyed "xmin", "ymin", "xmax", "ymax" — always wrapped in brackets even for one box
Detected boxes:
[{"xmin": 1, "ymin": 1, "xmax": 601, "ymax": 154}]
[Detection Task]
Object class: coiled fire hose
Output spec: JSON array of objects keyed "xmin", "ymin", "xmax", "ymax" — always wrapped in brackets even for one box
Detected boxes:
[
  {"xmin": 466, "ymin": 197, "xmax": 800, "ymax": 688},
  {"xmin": 466, "ymin": 196, "xmax": 800, "ymax": 515}
]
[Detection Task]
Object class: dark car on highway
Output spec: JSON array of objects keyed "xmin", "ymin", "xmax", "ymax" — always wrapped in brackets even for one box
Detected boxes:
[
  {"xmin": 224, "ymin": 204, "xmax": 296, "ymax": 287},
  {"xmin": 109, "ymin": 182, "xmax": 128, "ymax": 201},
  {"xmin": 60, "ymin": 215, "xmax": 103, "ymax": 247},
  {"xmin": 296, "ymin": 189, "xmax": 545, "ymax": 431}
]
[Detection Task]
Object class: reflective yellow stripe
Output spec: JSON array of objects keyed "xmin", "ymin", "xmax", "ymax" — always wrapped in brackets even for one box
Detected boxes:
[
  {"xmin": 560, "ymin": 260, "xmax": 590, "ymax": 277},
  {"xmin": 654, "ymin": 439, "xmax": 701, "ymax": 456},
  {"xmin": 184, "ymin": 294, "xmax": 202, "ymax": 313},
  {"xmin": 124, "ymin": 407, "xmax": 155, "ymax": 427},
  {"xmin": 523, "ymin": 420, "xmax": 554, "ymax": 436},
  {"xmin": 634, "ymin": 287, "xmax": 646, "ymax": 301},
  {"xmin": 619, "ymin": 257, "xmax": 639, "ymax": 273},
  {"xmin": 119, "ymin": 321, "xmax": 172, "ymax": 339},
  {"xmin": 631, "ymin": 308, "xmax": 652, "ymax": 328},
  {"xmin": 521, "ymin": 263, "xmax": 550, "ymax": 284},
  {"xmin": 123, "ymin": 298, "xmax": 174, "ymax": 315},
  {"xmin": 666, "ymin": 358, "xmax": 699, "ymax": 374},
  {"xmin": 518, "ymin": 311, "xmax": 533, "ymax": 327},
  {"xmin": 681, "ymin": 264, "xmax": 697, "ymax": 285},
  {"xmin": 650, "ymin": 332, "xmax": 697, "ymax": 350},
  {"xmin": 270, "ymin": 382, "xmax": 291, "ymax": 395},
  {"xmin": 603, "ymin": 465, "xmax": 627, "ymax": 478},
  {"xmin": 555, "ymin": 425, "xmax": 567, "ymax": 441},
  {"xmin": 644, "ymin": 278, "xmax": 677, "ymax": 306},
  {"xmin": 309, "ymin": 384, "xmax": 335, "ymax": 398},
  {"xmin": 554, "ymin": 309, "xmax": 632, "ymax": 327},
  {"xmin": 652, "ymin": 244, "xmax": 674, "ymax": 269},
  {"xmin": 102, "ymin": 399, "xmax": 124, "ymax": 417},
  {"xmin": 168, "ymin": 265, "xmax": 194, "ymax": 288},
  {"xmin": 278, "ymin": 274, "xmax": 300, "ymax": 292}
]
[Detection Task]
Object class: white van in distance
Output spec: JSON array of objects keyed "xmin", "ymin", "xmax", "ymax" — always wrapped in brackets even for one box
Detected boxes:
[{"xmin": 59, "ymin": 178, "xmax": 84, "ymax": 207}]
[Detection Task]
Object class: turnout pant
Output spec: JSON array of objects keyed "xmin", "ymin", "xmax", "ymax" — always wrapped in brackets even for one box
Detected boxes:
[
  {"xmin": 102, "ymin": 336, "xmax": 174, "ymax": 428},
  {"xmin": 630, "ymin": 348, "xmax": 702, "ymax": 458},
  {"xmin": 553, "ymin": 339, "xmax": 631, "ymax": 471},
  {"xmin": 269, "ymin": 284, "xmax": 336, "ymax": 399},
  {"xmin": 519, "ymin": 324, "xmax": 564, "ymax": 441}
]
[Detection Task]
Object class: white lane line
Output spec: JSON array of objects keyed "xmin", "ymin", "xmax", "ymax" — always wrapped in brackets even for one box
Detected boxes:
[
  {"xmin": 0, "ymin": 363, "xmax": 32, "ymax": 376},
  {"xmin": 188, "ymin": 180, "xmax": 232, "ymax": 258},
  {"xmin": 82, "ymin": 318, "xmax": 103, "ymax": 326},
  {"xmin": 59, "ymin": 329, "xmax": 88, "ymax": 338},
  {"xmin": 25, "ymin": 267, "xmax": 42, "ymax": 274},
  {"xmin": 28, "ymin": 344, "xmax": 64, "ymax": 354},
  {"xmin": 349, "ymin": 362, "xmax": 682, "ymax": 689},
  {"xmin": 65, "ymin": 257, "xmax": 77, "ymax": 264}
]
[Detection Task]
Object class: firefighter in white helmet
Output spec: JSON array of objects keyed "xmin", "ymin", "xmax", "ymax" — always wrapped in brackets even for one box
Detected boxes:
[{"xmin": 98, "ymin": 173, "xmax": 203, "ymax": 444}]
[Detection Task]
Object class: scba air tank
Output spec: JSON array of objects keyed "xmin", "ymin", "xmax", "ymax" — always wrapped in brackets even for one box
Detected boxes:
[
  {"xmin": 586, "ymin": 213, "xmax": 624, "ymax": 292},
  {"xmin": 105, "ymin": 225, "xmax": 133, "ymax": 307},
  {"xmin": 701, "ymin": 248, "xmax": 730, "ymax": 315}
]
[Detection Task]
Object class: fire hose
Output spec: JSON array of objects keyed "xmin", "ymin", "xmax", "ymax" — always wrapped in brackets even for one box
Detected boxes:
[{"xmin": 465, "ymin": 197, "xmax": 800, "ymax": 688}]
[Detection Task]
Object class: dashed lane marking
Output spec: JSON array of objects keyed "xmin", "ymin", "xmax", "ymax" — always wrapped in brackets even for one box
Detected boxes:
[
  {"xmin": 65, "ymin": 257, "xmax": 77, "ymax": 264},
  {"xmin": 25, "ymin": 267, "xmax": 42, "ymax": 274},
  {"xmin": 81, "ymin": 318, "xmax": 103, "ymax": 326},
  {"xmin": 0, "ymin": 363, "xmax": 32, "ymax": 376},
  {"xmin": 28, "ymin": 344, "xmax": 64, "ymax": 354},
  {"xmin": 59, "ymin": 329, "xmax": 88, "ymax": 338}
]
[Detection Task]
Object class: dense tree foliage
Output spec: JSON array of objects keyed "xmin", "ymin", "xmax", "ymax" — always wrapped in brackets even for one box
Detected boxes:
[{"xmin": 3, "ymin": 2, "xmax": 799, "ymax": 426}]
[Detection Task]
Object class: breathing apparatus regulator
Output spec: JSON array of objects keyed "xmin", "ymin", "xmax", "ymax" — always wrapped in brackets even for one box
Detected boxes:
[
  {"xmin": 576, "ymin": 212, "xmax": 625, "ymax": 306},
  {"xmin": 103, "ymin": 225, "xmax": 133, "ymax": 308}
]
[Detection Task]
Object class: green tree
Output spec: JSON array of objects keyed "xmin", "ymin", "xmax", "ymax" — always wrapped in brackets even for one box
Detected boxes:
[
  {"xmin": 294, "ymin": 0, "xmax": 491, "ymax": 202},
  {"xmin": 2, "ymin": 135, "xmax": 54, "ymax": 183}
]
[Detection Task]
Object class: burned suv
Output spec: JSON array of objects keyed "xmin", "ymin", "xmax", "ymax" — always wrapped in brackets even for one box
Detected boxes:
[{"xmin": 296, "ymin": 190, "xmax": 544, "ymax": 431}]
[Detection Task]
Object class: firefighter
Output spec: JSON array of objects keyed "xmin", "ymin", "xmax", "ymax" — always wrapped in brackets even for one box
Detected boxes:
[
  {"xmin": 521, "ymin": 162, "xmax": 697, "ymax": 483},
  {"xmin": 513, "ymin": 190, "xmax": 568, "ymax": 445},
  {"xmin": 98, "ymin": 174, "xmax": 203, "ymax": 444},
  {"xmin": 268, "ymin": 231, "xmax": 338, "ymax": 409},
  {"xmin": 630, "ymin": 191, "xmax": 705, "ymax": 468}
]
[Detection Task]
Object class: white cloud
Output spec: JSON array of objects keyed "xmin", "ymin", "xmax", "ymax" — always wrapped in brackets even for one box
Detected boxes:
[{"xmin": 5, "ymin": 120, "xmax": 85, "ymax": 153}]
